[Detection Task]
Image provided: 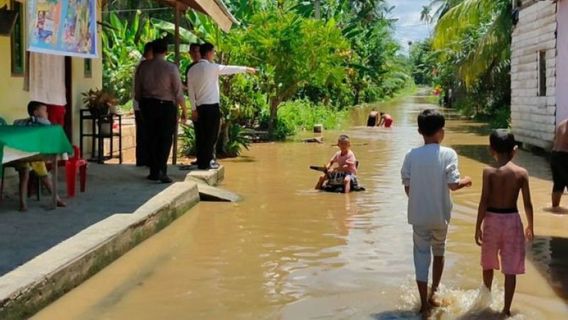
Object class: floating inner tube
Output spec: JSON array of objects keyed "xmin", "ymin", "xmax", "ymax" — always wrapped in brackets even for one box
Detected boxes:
[
  {"xmin": 322, "ymin": 184, "xmax": 366, "ymax": 193},
  {"xmin": 322, "ymin": 172, "xmax": 365, "ymax": 193}
]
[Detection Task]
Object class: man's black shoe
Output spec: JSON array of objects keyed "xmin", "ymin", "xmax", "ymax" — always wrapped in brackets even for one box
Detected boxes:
[
  {"xmin": 159, "ymin": 175, "xmax": 173, "ymax": 183},
  {"xmin": 146, "ymin": 174, "xmax": 160, "ymax": 181}
]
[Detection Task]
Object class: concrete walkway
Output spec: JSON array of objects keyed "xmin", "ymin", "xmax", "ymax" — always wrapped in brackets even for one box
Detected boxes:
[
  {"xmin": 0, "ymin": 164, "xmax": 189, "ymax": 276},
  {"xmin": 0, "ymin": 163, "xmax": 224, "ymax": 319}
]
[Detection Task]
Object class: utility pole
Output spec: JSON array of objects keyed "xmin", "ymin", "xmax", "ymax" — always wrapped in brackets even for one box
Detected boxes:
[{"xmin": 314, "ymin": 0, "xmax": 321, "ymax": 19}]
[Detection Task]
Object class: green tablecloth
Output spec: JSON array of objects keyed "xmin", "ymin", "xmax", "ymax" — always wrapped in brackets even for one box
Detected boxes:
[{"xmin": 0, "ymin": 126, "xmax": 73, "ymax": 174}]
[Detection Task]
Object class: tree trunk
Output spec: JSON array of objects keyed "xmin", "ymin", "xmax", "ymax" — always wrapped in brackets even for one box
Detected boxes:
[
  {"xmin": 354, "ymin": 88, "xmax": 360, "ymax": 106},
  {"xmin": 217, "ymin": 118, "xmax": 229, "ymax": 157},
  {"xmin": 268, "ymin": 98, "xmax": 280, "ymax": 139}
]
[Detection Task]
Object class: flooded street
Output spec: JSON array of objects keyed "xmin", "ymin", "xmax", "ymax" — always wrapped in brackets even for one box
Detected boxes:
[{"xmin": 34, "ymin": 96, "xmax": 568, "ymax": 319}]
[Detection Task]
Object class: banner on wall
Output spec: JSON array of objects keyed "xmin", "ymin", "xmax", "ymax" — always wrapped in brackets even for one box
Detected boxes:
[{"xmin": 28, "ymin": 0, "xmax": 98, "ymax": 58}]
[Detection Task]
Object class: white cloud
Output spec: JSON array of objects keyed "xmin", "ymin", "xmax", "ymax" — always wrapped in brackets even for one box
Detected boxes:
[{"xmin": 388, "ymin": 0, "xmax": 433, "ymax": 51}]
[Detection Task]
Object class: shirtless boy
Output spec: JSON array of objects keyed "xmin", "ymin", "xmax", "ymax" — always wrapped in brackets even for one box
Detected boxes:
[
  {"xmin": 475, "ymin": 130, "xmax": 534, "ymax": 317},
  {"xmin": 551, "ymin": 119, "xmax": 568, "ymax": 209}
]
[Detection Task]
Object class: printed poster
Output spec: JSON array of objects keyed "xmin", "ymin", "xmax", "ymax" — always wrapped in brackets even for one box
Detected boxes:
[{"xmin": 28, "ymin": 0, "xmax": 98, "ymax": 58}]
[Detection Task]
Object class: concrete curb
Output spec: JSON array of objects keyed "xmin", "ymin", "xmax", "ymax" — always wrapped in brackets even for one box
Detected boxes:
[
  {"xmin": 185, "ymin": 165, "xmax": 225, "ymax": 186},
  {"xmin": 0, "ymin": 181, "xmax": 199, "ymax": 320}
]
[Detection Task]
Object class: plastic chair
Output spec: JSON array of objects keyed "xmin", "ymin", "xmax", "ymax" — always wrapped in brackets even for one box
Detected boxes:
[{"xmin": 65, "ymin": 145, "xmax": 88, "ymax": 197}]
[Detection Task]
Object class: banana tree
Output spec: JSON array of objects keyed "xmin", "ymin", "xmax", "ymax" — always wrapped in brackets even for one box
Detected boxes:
[{"xmin": 101, "ymin": 11, "xmax": 159, "ymax": 105}]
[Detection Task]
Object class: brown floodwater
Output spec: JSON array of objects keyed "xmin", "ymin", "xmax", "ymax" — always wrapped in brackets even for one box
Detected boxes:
[{"xmin": 34, "ymin": 96, "xmax": 568, "ymax": 319}]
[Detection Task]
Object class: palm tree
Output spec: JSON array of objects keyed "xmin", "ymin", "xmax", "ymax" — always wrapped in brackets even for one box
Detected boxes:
[
  {"xmin": 420, "ymin": 5, "xmax": 432, "ymax": 25},
  {"xmin": 431, "ymin": 0, "xmax": 511, "ymax": 87}
]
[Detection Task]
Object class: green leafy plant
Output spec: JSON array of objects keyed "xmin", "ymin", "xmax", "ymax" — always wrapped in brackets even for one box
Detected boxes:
[
  {"xmin": 82, "ymin": 88, "xmax": 118, "ymax": 117},
  {"xmin": 180, "ymin": 124, "xmax": 197, "ymax": 157}
]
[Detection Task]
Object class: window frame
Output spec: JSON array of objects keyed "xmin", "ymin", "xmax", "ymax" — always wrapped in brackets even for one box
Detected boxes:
[
  {"xmin": 10, "ymin": 0, "xmax": 25, "ymax": 77},
  {"xmin": 538, "ymin": 50, "xmax": 547, "ymax": 97}
]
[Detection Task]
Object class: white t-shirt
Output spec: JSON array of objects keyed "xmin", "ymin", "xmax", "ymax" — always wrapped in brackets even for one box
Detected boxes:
[
  {"xmin": 186, "ymin": 59, "xmax": 249, "ymax": 110},
  {"xmin": 401, "ymin": 144, "xmax": 461, "ymax": 227}
]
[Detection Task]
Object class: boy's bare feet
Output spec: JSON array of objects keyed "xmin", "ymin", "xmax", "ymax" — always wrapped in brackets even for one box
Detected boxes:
[
  {"xmin": 428, "ymin": 294, "xmax": 441, "ymax": 308},
  {"xmin": 501, "ymin": 309, "xmax": 511, "ymax": 318},
  {"xmin": 419, "ymin": 304, "xmax": 432, "ymax": 319},
  {"xmin": 56, "ymin": 199, "xmax": 66, "ymax": 207}
]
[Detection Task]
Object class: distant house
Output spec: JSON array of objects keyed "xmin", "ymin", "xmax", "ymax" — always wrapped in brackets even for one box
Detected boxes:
[{"xmin": 511, "ymin": 0, "xmax": 568, "ymax": 149}]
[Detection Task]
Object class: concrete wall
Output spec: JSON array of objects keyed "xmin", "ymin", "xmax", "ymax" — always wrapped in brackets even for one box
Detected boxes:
[
  {"xmin": 511, "ymin": 0, "xmax": 557, "ymax": 149},
  {"xmin": 0, "ymin": 1, "xmax": 102, "ymax": 146},
  {"xmin": 0, "ymin": 0, "xmax": 28, "ymax": 123},
  {"xmin": 557, "ymin": 0, "xmax": 568, "ymax": 124}
]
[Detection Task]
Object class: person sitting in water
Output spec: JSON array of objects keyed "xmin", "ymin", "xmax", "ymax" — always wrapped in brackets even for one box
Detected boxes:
[
  {"xmin": 13, "ymin": 101, "xmax": 66, "ymax": 211},
  {"xmin": 367, "ymin": 110, "xmax": 379, "ymax": 127},
  {"xmin": 377, "ymin": 112, "xmax": 393, "ymax": 128},
  {"xmin": 475, "ymin": 130, "xmax": 534, "ymax": 317},
  {"xmin": 315, "ymin": 135, "xmax": 357, "ymax": 193}
]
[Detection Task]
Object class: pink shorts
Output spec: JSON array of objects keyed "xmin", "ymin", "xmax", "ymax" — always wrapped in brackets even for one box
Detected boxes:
[{"xmin": 481, "ymin": 212, "xmax": 525, "ymax": 275}]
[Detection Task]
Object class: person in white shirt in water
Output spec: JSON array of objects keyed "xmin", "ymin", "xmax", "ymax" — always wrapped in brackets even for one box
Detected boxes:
[{"xmin": 186, "ymin": 43, "xmax": 256, "ymax": 170}]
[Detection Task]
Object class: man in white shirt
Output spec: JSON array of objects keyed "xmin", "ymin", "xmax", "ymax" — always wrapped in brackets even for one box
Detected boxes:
[{"xmin": 186, "ymin": 43, "xmax": 256, "ymax": 170}]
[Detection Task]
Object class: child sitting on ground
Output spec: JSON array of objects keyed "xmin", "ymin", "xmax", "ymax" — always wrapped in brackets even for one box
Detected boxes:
[
  {"xmin": 315, "ymin": 134, "xmax": 357, "ymax": 193},
  {"xmin": 475, "ymin": 130, "xmax": 534, "ymax": 317},
  {"xmin": 14, "ymin": 101, "xmax": 66, "ymax": 211}
]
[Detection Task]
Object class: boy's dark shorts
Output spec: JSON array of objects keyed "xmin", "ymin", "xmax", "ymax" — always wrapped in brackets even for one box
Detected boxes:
[
  {"xmin": 367, "ymin": 115, "xmax": 377, "ymax": 127},
  {"xmin": 551, "ymin": 151, "xmax": 568, "ymax": 192}
]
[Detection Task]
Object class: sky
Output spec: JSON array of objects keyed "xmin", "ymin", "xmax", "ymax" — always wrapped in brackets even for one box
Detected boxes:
[{"xmin": 389, "ymin": 0, "xmax": 433, "ymax": 52}]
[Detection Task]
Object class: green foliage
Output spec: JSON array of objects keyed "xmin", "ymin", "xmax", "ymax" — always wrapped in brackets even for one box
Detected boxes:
[
  {"xmin": 409, "ymin": 40, "xmax": 436, "ymax": 85},
  {"xmin": 101, "ymin": 11, "xmax": 159, "ymax": 105},
  {"xmin": 103, "ymin": 0, "xmax": 413, "ymax": 151},
  {"xmin": 180, "ymin": 124, "xmax": 196, "ymax": 156},
  {"xmin": 221, "ymin": 123, "xmax": 251, "ymax": 157},
  {"xmin": 420, "ymin": 0, "xmax": 511, "ymax": 123},
  {"xmin": 260, "ymin": 99, "xmax": 348, "ymax": 140}
]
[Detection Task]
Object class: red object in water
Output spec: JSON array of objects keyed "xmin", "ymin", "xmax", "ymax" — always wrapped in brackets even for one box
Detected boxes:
[
  {"xmin": 65, "ymin": 145, "xmax": 88, "ymax": 197},
  {"xmin": 384, "ymin": 114, "xmax": 393, "ymax": 128}
]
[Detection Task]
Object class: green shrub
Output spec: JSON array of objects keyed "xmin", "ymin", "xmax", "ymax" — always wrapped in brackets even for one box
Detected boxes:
[
  {"xmin": 259, "ymin": 99, "xmax": 347, "ymax": 140},
  {"xmin": 180, "ymin": 124, "xmax": 196, "ymax": 157}
]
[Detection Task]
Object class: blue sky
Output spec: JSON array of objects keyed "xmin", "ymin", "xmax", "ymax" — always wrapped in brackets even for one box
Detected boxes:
[{"xmin": 389, "ymin": 0, "xmax": 433, "ymax": 51}]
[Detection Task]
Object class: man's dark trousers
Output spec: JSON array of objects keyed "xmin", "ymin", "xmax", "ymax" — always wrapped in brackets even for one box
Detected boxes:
[
  {"xmin": 140, "ymin": 98, "xmax": 177, "ymax": 177},
  {"xmin": 134, "ymin": 110, "xmax": 147, "ymax": 166},
  {"xmin": 196, "ymin": 104, "xmax": 221, "ymax": 169}
]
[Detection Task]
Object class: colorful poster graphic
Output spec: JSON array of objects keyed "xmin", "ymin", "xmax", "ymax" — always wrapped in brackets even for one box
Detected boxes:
[{"xmin": 28, "ymin": 0, "xmax": 98, "ymax": 58}]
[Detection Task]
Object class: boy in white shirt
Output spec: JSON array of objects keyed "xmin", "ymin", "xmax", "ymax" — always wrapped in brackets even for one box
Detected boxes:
[{"xmin": 401, "ymin": 109, "xmax": 471, "ymax": 316}]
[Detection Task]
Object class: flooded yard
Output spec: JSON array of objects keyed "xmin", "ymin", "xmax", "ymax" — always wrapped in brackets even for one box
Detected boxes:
[{"xmin": 33, "ymin": 96, "xmax": 568, "ymax": 319}]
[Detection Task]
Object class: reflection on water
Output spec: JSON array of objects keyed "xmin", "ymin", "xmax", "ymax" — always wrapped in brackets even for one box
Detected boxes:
[
  {"xmin": 33, "ymin": 96, "xmax": 568, "ymax": 320},
  {"xmin": 531, "ymin": 236, "xmax": 568, "ymax": 300}
]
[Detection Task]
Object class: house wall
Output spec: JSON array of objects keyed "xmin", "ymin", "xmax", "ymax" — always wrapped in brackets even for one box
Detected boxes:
[
  {"xmin": 557, "ymin": 0, "xmax": 568, "ymax": 124},
  {"xmin": 0, "ymin": 1, "xmax": 102, "ymax": 146},
  {"xmin": 511, "ymin": 0, "xmax": 557, "ymax": 149}
]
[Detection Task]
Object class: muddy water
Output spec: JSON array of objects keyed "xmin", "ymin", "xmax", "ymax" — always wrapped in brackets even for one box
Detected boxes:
[{"xmin": 34, "ymin": 96, "xmax": 568, "ymax": 319}]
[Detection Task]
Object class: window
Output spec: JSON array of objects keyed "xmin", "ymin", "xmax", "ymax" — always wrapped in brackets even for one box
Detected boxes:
[
  {"xmin": 538, "ymin": 50, "xmax": 547, "ymax": 97},
  {"xmin": 10, "ymin": 0, "xmax": 25, "ymax": 76}
]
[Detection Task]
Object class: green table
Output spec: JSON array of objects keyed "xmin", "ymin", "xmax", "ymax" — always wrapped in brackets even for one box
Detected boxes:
[{"xmin": 0, "ymin": 126, "xmax": 73, "ymax": 209}]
